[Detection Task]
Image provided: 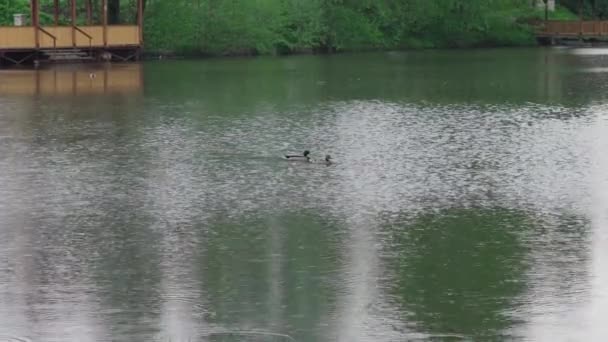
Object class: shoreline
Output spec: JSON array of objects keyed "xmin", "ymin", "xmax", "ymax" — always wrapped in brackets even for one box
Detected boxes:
[
  {"xmin": 2, "ymin": 42, "xmax": 604, "ymax": 70},
  {"xmin": 141, "ymin": 43, "xmax": 543, "ymax": 61}
]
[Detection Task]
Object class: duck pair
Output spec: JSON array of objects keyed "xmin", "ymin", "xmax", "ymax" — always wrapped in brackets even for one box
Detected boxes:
[{"xmin": 285, "ymin": 150, "xmax": 332, "ymax": 164}]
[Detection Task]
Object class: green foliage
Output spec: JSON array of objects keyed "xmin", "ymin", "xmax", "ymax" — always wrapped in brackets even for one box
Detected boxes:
[
  {"xmin": 0, "ymin": 0, "xmax": 140, "ymax": 26},
  {"xmin": 142, "ymin": 0, "xmax": 540, "ymax": 54},
  {"xmin": 0, "ymin": 0, "xmax": 29, "ymax": 25},
  {"xmin": 560, "ymin": 0, "xmax": 608, "ymax": 18},
  {"xmin": 548, "ymin": 5, "xmax": 580, "ymax": 20},
  {"xmin": 0, "ymin": 0, "xmax": 541, "ymax": 54},
  {"xmin": 525, "ymin": 4, "xmax": 578, "ymax": 21}
]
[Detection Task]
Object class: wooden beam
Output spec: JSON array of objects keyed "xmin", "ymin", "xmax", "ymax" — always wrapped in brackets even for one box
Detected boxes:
[
  {"xmin": 137, "ymin": 0, "xmax": 144, "ymax": 45},
  {"xmin": 71, "ymin": 0, "xmax": 77, "ymax": 46},
  {"xmin": 31, "ymin": 0, "xmax": 39, "ymax": 48},
  {"xmin": 87, "ymin": 0, "xmax": 93, "ymax": 25},
  {"xmin": 30, "ymin": 0, "xmax": 34, "ymax": 26},
  {"xmin": 30, "ymin": 0, "xmax": 35, "ymax": 25},
  {"xmin": 54, "ymin": 0, "xmax": 59, "ymax": 25},
  {"xmin": 102, "ymin": 0, "xmax": 108, "ymax": 46},
  {"xmin": 580, "ymin": 0, "xmax": 584, "ymax": 35}
]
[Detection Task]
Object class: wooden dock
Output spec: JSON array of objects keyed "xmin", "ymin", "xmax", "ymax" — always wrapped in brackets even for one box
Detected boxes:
[
  {"xmin": 537, "ymin": 20, "xmax": 608, "ymax": 43},
  {"xmin": 0, "ymin": 0, "xmax": 143, "ymax": 66}
]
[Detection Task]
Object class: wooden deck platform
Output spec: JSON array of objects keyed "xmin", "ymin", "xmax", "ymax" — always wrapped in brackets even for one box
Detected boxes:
[
  {"xmin": 0, "ymin": 25, "xmax": 140, "ymax": 50},
  {"xmin": 0, "ymin": 0, "xmax": 143, "ymax": 66},
  {"xmin": 537, "ymin": 20, "xmax": 608, "ymax": 42}
]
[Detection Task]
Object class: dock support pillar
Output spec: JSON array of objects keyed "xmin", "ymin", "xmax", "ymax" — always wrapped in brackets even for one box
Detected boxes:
[
  {"xmin": 71, "ymin": 0, "xmax": 77, "ymax": 47},
  {"xmin": 87, "ymin": 0, "xmax": 93, "ymax": 25},
  {"xmin": 579, "ymin": 0, "xmax": 584, "ymax": 35},
  {"xmin": 54, "ymin": 0, "xmax": 59, "ymax": 25},
  {"xmin": 137, "ymin": 0, "xmax": 144, "ymax": 46},
  {"xmin": 31, "ymin": 0, "xmax": 40, "ymax": 48},
  {"xmin": 102, "ymin": 0, "xmax": 108, "ymax": 47}
]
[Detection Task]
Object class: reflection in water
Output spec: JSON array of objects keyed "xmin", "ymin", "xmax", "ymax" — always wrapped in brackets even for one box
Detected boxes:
[
  {"xmin": 521, "ymin": 213, "xmax": 592, "ymax": 341},
  {"xmin": 142, "ymin": 48, "xmax": 591, "ymax": 111},
  {"xmin": 197, "ymin": 213, "xmax": 341, "ymax": 342},
  {"xmin": 88, "ymin": 211, "xmax": 163, "ymax": 341},
  {"xmin": 382, "ymin": 208, "xmax": 531, "ymax": 339},
  {"xmin": 1, "ymin": 49, "xmax": 608, "ymax": 341},
  {"xmin": 586, "ymin": 113, "xmax": 608, "ymax": 340},
  {"xmin": 0, "ymin": 64, "xmax": 142, "ymax": 96}
]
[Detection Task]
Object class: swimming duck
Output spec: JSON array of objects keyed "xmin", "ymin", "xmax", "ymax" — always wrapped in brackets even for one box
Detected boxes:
[
  {"xmin": 311, "ymin": 154, "xmax": 332, "ymax": 165},
  {"xmin": 306, "ymin": 154, "xmax": 333, "ymax": 165},
  {"xmin": 285, "ymin": 150, "xmax": 311, "ymax": 162}
]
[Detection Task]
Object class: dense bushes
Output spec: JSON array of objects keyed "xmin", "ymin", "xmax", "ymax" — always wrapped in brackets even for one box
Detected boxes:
[
  {"xmin": 0, "ymin": 0, "xmax": 29, "ymax": 25},
  {"xmin": 561, "ymin": 0, "xmax": 608, "ymax": 18},
  {"xmin": 143, "ymin": 0, "xmax": 538, "ymax": 55}
]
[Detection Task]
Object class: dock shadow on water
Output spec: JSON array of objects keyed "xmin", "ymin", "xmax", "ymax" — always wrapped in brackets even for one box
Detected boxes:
[{"xmin": 1, "ymin": 48, "xmax": 608, "ymax": 341}]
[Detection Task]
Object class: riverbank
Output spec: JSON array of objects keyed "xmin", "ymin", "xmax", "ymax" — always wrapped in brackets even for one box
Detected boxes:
[
  {"xmin": 143, "ymin": 28, "xmax": 538, "ymax": 58},
  {"xmin": 142, "ymin": 26, "xmax": 539, "ymax": 60}
]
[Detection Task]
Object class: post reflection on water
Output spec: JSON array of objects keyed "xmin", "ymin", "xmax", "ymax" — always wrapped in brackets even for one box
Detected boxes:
[
  {"xmin": 1, "ymin": 48, "xmax": 608, "ymax": 342},
  {"xmin": 193, "ymin": 214, "xmax": 341, "ymax": 342}
]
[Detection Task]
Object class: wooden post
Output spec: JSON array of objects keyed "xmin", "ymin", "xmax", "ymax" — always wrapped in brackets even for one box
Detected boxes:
[
  {"xmin": 54, "ymin": 0, "xmax": 59, "ymax": 25},
  {"xmin": 71, "ymin": 0, "xmax": 77, "ymax": 46},
  {"xmin": 580, "ymin": 0, "xmax": 584, "ymax": 36},
  {"xmin": 30, "ymin": 0, "xmax": 35, "ymax": 26},
  {"xmin": 137, "ymin": 0, "xmax": 144, "ymax": 45},
  {"xmin": 87, "ymin": 0, "xmax": 93, "ymax": 25},
  {"xmin": 102, "ymin": 0, "xmax": 108, "ymax": 46},
  {"xmin": 31, "ymin": 0, "xmax": 39, "ymax": 48},
  {"xmin": 545, "ymin": 0, "xmax": 549, "ymax": 40}
]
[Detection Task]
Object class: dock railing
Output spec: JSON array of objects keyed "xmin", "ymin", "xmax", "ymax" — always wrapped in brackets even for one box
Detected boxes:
[
  {"xmin": 73, "ymin": 25, "xmax": 93, "ymax": 54},
  {"xmin": 37, "ymin": 26, "xmax": 57, "ymax": 49}
]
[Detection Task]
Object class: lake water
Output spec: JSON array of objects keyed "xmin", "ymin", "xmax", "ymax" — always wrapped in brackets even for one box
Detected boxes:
[{"xmin": 1, "ymin": 48, "xmax": 608, "ymax": 341}]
